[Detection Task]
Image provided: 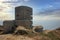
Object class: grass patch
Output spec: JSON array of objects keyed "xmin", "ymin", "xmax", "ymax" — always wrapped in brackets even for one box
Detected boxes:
[{"xmin": 47, "ymin": 32, "xmax": 60, "ymax": 40}]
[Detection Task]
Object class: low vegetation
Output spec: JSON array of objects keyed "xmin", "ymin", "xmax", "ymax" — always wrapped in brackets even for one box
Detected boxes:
[{"xmin": 0, "ymin": 28, "xmax": 60, "ymax": 40}]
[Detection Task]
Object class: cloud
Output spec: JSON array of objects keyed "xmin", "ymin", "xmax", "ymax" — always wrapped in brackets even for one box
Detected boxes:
[
  {"xmin": 0, "ymin": 1, "xmax": 14, "ymax": 21},
  {"xmin": 0, "ymin": 0, "xmax": 31, "ymax": 7},
  {"xmin": 33, "ymin": 9, "xmax": 60, "ymax": 21},
  {"xmin": 0, "ymin": 0, "xmax": 30, "ymax": 21},
  {"xmin": 0, "ymin": 13, "xmax": 14, "ymax": 21},
  {"xmin": 24, "ymin": 0, "xmax": 30, "ymax": 2},
  {"xmin": 37, "ymin": 9, "xmax": 60, "ymax": 16},
  {"xmin": 0, "ymin": 0, "xmax": 6, "ymax": 1},
  {"xmin": 0, "ymin": 0, "xmax": 30, "ymax": 3}
]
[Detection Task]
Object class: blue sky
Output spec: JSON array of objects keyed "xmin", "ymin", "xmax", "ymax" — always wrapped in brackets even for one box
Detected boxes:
[{"xmin": 0, "ymin": 0, "xmax": 60, "ymax": 30}]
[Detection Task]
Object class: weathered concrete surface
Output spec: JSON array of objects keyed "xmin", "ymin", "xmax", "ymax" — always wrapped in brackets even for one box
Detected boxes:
[
  {"xmin": 15, "ymin": 20, "xmax": 32, "ymax": 29},
  {"xmin": 15, "ymin": 6, "xmax": 32, "ymax": 20},
  {"xmin": 3, "ymin": 20, "xmax": 15, "ymax": 33}
]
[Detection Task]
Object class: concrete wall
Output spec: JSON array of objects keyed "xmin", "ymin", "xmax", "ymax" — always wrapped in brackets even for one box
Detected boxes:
[
  {"xmin": 15, "ymin": 6, "xmax": 32, "ymax": 20},
  {"xmin": 15, "ymin": 20, "xmax": 32, "ymax": 29},
  {"xmin": 3, "ymin": 20, "xmax": 15, "ymax": 33}
]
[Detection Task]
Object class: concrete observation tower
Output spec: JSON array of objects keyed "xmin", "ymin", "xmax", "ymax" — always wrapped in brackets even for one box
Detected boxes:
[{"xmin": 15, "ymin": 6, "xmax": 33, "ymax": 29}]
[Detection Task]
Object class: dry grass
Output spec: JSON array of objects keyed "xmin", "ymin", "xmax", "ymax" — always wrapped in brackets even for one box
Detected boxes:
[
  {"xmin": 0, "ymin": 34, "xmax": 34, "ymax": 40},
  {"xmin": 0, "ymin": 28, "xmax": 60, "ymax": 40}
]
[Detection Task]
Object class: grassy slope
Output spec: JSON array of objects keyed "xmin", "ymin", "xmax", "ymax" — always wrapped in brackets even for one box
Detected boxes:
[{"xmin": 0, "ymin": 28, "xmax": 60, "ymax": 40}]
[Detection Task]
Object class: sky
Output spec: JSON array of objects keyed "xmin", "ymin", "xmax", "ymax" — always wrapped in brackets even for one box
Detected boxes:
[{"xmin": 0, "ymin": 0, "xmax": 60, "ymax": 30}]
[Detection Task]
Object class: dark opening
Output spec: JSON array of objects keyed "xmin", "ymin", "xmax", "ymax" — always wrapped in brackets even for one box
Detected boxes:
[{"xmin": 15, "ymin": 30, "xmax": 28, "ymax": 35}]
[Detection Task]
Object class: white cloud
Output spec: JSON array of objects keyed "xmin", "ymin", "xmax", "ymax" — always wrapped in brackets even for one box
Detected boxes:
[
  {"xmin": 0, "ymin": 1, "xmax": 14, "ymax": 21},
  {"xmin": 0, "ymin": 0, "xmax": 6, "ymax": 1},
  {"xmin": 0, "ymin": 0, "xmax": 30, "ymax": 2},
  {"xmin": 0, "ymin": 13, "xmax": 14, "ymax": 21},
  {"xmin": 24, "ymin": 0, "xmax": 30, "ymax": 2},
  {"xmin": 0, "ymin": 0, "xmax": 18, "ymax": 2}
]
